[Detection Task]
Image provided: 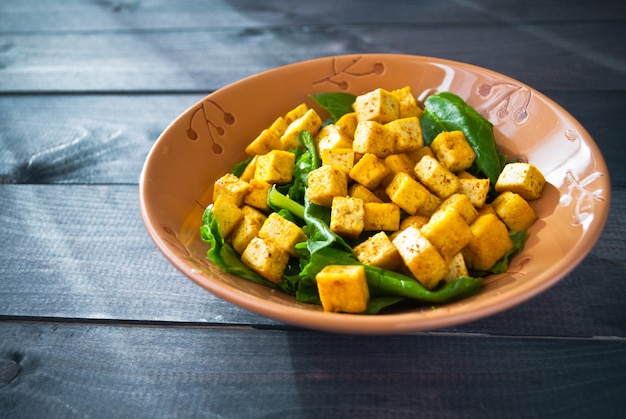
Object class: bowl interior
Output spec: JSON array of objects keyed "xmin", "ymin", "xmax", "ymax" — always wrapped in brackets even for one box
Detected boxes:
[{"xmin": 139, "ymin": 54, "xmax": 610, "ymax": 334}]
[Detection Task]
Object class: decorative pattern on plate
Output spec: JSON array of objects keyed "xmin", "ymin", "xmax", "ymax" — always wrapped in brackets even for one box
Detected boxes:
[
  {"xmin": 559, "ymin": 170, "xmax": 605, "ymax": 227},
  {"xmin": 476, "ymin": 82, "xmax": 532, "ymax": 124},
  {"xmin": 186, "ymin": 99, "xmax": 236, "ymax": 154},
  {"xmin": 312, "ymin": 56, "xmax": 385, "ymax": 90}
]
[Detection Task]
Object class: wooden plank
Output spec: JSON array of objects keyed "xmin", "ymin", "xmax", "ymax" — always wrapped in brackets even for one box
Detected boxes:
[
  {"xmin": 1, "ymin": 184, "xmax": 624, "ymax": 338},
  {"xmin": 0, "ymin": 22, "xmax": 624, "ymax": 93},
  {"xmin": 1, "ymin": 0, "xmax": 623, "ymax": 33},
  {"xmin": 0, "ymin": 323, "xmax": 624, "ymax": 417},
  {"xmin": 1, "ymin": 91, "xmax": 624, "ymax": 187}
]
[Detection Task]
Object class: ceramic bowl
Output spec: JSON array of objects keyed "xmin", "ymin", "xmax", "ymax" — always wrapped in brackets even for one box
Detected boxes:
[{"xmin": 139, "ymin": 54, "xmax": 610, "ymax": 334}]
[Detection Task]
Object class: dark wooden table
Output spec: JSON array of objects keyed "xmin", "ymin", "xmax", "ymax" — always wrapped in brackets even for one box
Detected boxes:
[{"xmin": 1, "ymin": 1, "xmax": 625, "ymax": 417}]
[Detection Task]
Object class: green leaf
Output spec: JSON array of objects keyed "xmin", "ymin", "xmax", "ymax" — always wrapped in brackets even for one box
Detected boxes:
[{"xmin": 310, "ymin": 92, "xmax": 356, "ymax": 122}]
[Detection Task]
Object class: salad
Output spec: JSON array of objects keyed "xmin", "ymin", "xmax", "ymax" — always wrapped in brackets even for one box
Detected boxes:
[{"xmin": 200, "ymin": 87, "xmax": 546, "ymax": 314}]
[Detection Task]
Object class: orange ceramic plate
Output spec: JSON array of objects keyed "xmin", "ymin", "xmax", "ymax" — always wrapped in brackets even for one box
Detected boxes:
[{"xmin": 139, "ymin": 54, "xmax": 610, "ymax": 334}]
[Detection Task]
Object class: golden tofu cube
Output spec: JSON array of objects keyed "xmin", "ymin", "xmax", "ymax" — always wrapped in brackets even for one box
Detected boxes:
[
  {"xmin": 258, "ymin": 212, "xmax": 307, "ymax": 257},
  {"xmin": 415, "ymin": 192, "xmax": 442, "ymax": 218},
  {"xmin": 385, "ymin": 117, "xmax": 424, "ymax": 153},
  {"xmin": 444, "ymin": 252, "xmax": 469, "ymax": 282},
  {"xmin": 431, "ymin": 130, "xmax": 476, "ymax": 172},
  {"xmin": 280, "ymin": 108, "xmax": 323, "ymax": 150},
  {"xmin": 349, "ymin": 183, "xmax": 384, "ymax": 203},
  {"xmin": 316, "ymin": 265, "xmax": 370, "ymax": 313},
  {"xmin": 354, "ymin": 231, "xmax": 403, "ymax": 270},
  {"xmin": 383, "ymin": 153, "xmax": 416, "ymax": 186},
  {"xmin": 390, "ymin": 86, "xmax": 423, "ymax": 119},
  {"xmin": 495, "ymin": 162, "xmax": 546, "ymax": 200},
  {"xmin": 231, "ymin": 214, "xmax": 263, "ymax": 255},
  {"xmin": 457, "ymin": 174, "xmax": 491, "ymax": 208},
  {"xmin": 335, "ymin": 112, "xmax": 358, "ymax": 138},
  {"xmin": 321, "ymin": 147, "xmax": 355, "ymax": 174},
  {"xmin": 414, "ymin": 155, "xmax": 461, "ymax": 199},
  {"xmin": 400, "ymin": 214, "xmax": 430, "ymax": 231},
  {"xmin": 352, "ymin": 87, "xmax": 400, "ymax": 123},
  {"xmin": 477, "ymin": 203, "xmax": 497, "ymax": 217},
  {"xmin": 243, "ymin": 178, "xmax": 271, "ymax": 211},
  {"xmin": 211, "ymin": 195, "xmax": 244, "ymax": 239},
  {"xmin": 284, "ymin": 103, "xmax": 309, "ymax": 125},
  {"xmin": 316, "ymin": 124, "xmax": 353, "ymax": 154},
  {"xmin": 307, "ymin": 164, "xmax": 348, "ymax": 207},
  {"xmin": 349, "ymin": 153, "xmax": 389, "ymax": 190},
  {"xmin": 408, "ymin": 145, "xmax": 434, "ymax": 164},
  {"xmin": 462, "ymin": 213, "xmax": 514, "ymax": 271},
  {"xmin": 241, "ymin": 237, "xmax": 290, "ymax": 283},
  {"xmin": 492, "ymin": 191, "xmax": 538, "ymax": 232},
  {"xmin": 254, "ymin": 150, "xmax": 296, "ymax": 184},
  {"xmin": 385, "ymin": 172, "xmax": 432, "ymax": 215},
  {"xmin": 352, "ymin": 120, "xmax": 396, "ymax": 158},
  {"xmin": 363, "ymin": 202, "xmax": 401, "ymax": 231},
  {"xmin": 245, "ymin": 117, "xmax": 288, "ymax": 155},
  {"xmin": 438, "ymin": 193, "xmax": 478, "ymax": 225},
  {"xmin": 239, "ymin": 155, "xmax": 258, "ymax": 182},
  {"xmin": 213, "ymin": 173, "xmax": 250, "ymax": 207},
  {"xmin": 420, "ymin": 206, "xmax": 473, "ymax": 262},
  {"xmin": 330, "ymin": 196, "xmax": 365, "ymax": 240},
  {"xmin": 392, "ymin": 226, "xmax": 449, "ymax": 290},
  {"xmin": 241, "ymin": 204, "xmax": 267, "ymax": 225}
]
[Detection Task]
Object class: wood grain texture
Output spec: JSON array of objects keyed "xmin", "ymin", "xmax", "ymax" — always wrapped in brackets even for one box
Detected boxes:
[
  {"xmin": 1, "ymin": 184, "xmax": 624, "ymax": 338},
  {"xmin": 1, "ymin": 323, "xmax": 625, "ymax": 418}
]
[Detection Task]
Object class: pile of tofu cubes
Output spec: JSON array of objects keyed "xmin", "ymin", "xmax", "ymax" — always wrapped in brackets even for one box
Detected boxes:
[{"xmin": 210, "ymin": 87, "xmax": 546, "ymax": 313}]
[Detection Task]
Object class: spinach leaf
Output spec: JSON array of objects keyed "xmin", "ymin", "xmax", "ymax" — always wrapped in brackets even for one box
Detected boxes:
[
  {"xmin": 310, "ymin": 92, "xmax": 356, "ymax": 122},
  {"xmin": 421, "ymin": 92, "xmax": 505, "ymax": 185}
]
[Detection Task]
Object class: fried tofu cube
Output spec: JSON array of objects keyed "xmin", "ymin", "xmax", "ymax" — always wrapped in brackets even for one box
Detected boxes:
[
  {"xmin": 354, "ymin": 231, "xmax": 402, "ymax": 270},
  {"xmin": 211, "ymin": 195, "xmax": 243, "ymax": 239},
  {"xmin": 245, "ymin": 117, "xmax": 288, "ymax": 155},
  {"xmin": 414, "ymin": 155, "xmax": 461, "ymax": 199},
  {"xmin": 284, "ymin": 103, "xmax": 309, "ymax": 125},
  {"xmin": 408, "ymin": 145, "xmax": 434, "ymax": 164},
  {"xmin": 349, "ymin": 153, "xmax": 390, "ymax": 190},
  {"xmin": 241, "ymin": 237, "xmax": 290, "ymax": 283},
  {"xmin": 392, "ymin": 226, "xmax": 449, "ymax": 290},
  {"xmin": 213, "ymin": 173, "xmax": 250, "ymax": 207},
  {"xmin": 383, "ymin": 153, "xmax": 416, "ymax": 186},
  {"xmin": 316, "ymin": 265, "xmax": 370, "ymax": 313},
  {"xmin": 280, "ymin": 108, "xmax": 323, "ymax": 150},
  {"xmin": 352, "ymin": 120, "xmax": 396, "ymax": 158},
  {"xmin": 239, "ymin": 155, "xmax": 258, "ymax": 182},
  {"xmin": 462, "ymin": 214, "xmax": 514, "ymax": 271},
  {"xmin": 254, "ymin": 150, "xmax": 296, "ymax": 184},
  {"xmin": 363, "ymin": 202, "xmax": 401, "ymax": 231},
  {"xmin": 415, "ymin": 193, "xmax": 442, "ymax": 218},
  {"xmin": 444, "ymin": 252, "xmax": 469, "ymax": 282},
  {"xmin": 307, "ymin": 164, "xmax": 348, "ymax": 207},
  {"xmin": 420, "ymin": 206, "xmax": 473, "ymax": 262},
  {"xmin": 243, "ymin": 178, "xmax": 271, "ymax": 211},
  {"xmin": 477, "ymin": 203, "xmax": 497, "ymax": 217},
  {"xmin": 385, "ymin": 172, "xmax": 432, "ymax": 215},
  {"xmin": 330, "ymin": 196, "xmax": 365, "ymax": 240},
  {"xmin": 492, "ymin": 191, "xmax": 538, "ymax": 232},
  {"xmin": 241, "ymin": 204, "xmax": 267, "ymax": 225},
  {"xmin": 231, "ymin": 214, "xmax": 263, "ymax": 255},
  {"xmin": 430, "ymin": 130, "xmax": 476, "ymax": 172},
  {"xmin": 400, "ymin": 214, "xmax": 430, "ymax": 230},
  {"xmin": 385, "ymin": 117, "xmax": 424, "ymax": 153},
  {"xmin": 352, "ymin": 88, "xmax": 400, "ymax": 123},
  {"xmin": 457, "ymin": 171, "xmax": 491, "ymax": 208},
  {"xmin": 258, "ymin": 212, "xmax": 307, "ymax": 257},
  {"xmin": 335, "ymin": 112, "xmax": 358, "ymax": 138},
  {"xmin": 390, "ymin": 86, "xmax": 423, "ymax": 119},
  {"xmin": 321, "ymin": 147, "xmax": 355, "ymax": 174},
  {"xmin": 316, "ymin": 124, "xmax": 353, "ymax": 155},
  {"xmin": 438, "ymin": 193, "xmax": 478, "ymax": 225},
  {"xmin": 495, "ymin": 162, "xmax": 546, "ymax": 200},
  {"xmin": 349, "ymin": 183, "xmax": 384, "ymax": 203}
]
